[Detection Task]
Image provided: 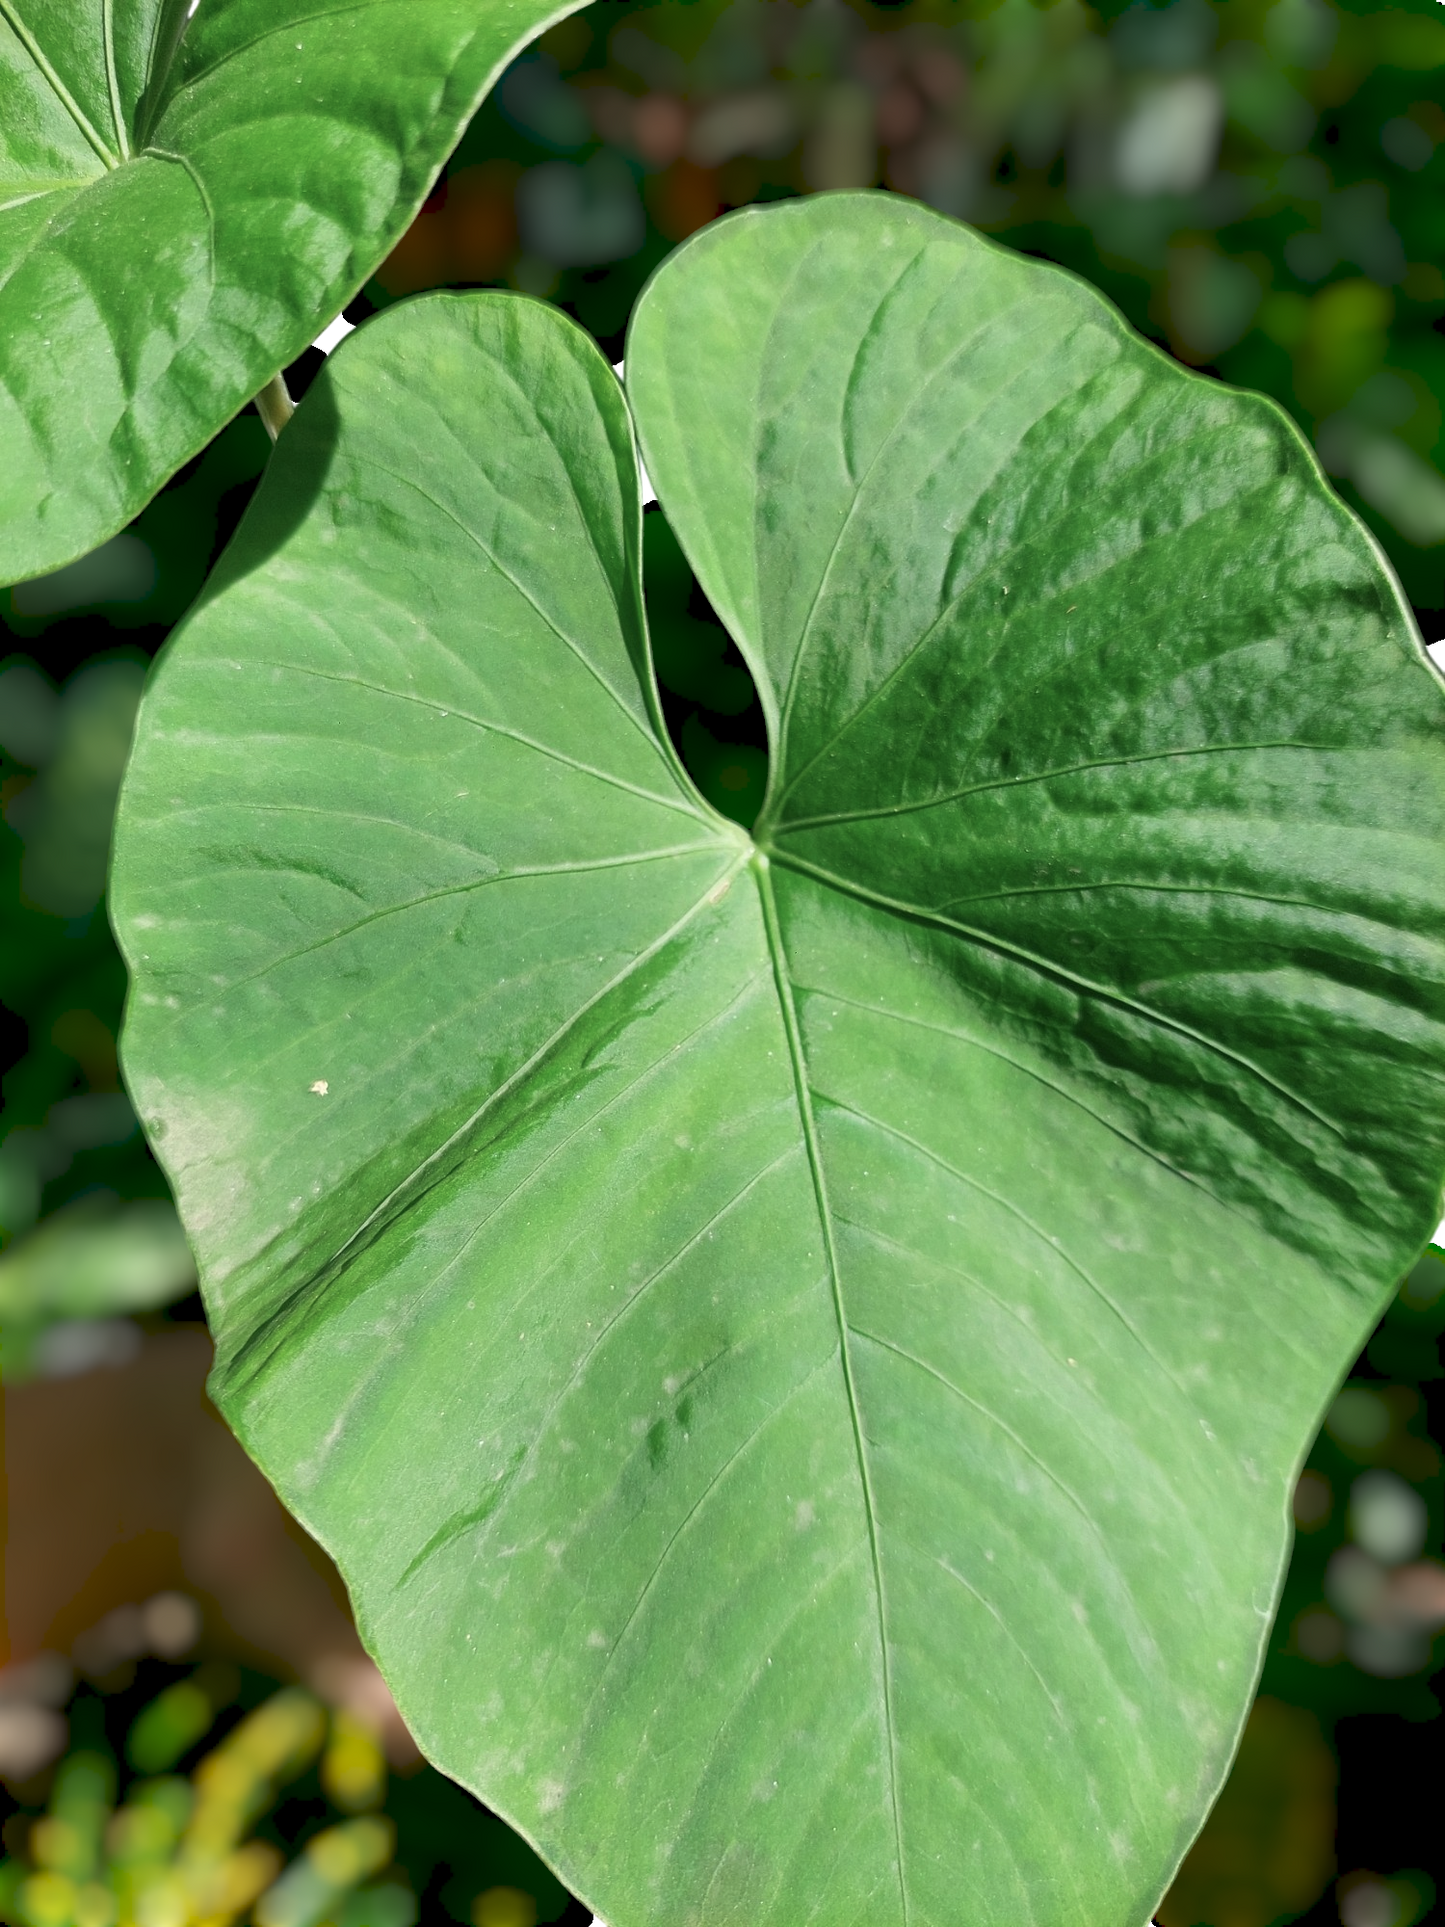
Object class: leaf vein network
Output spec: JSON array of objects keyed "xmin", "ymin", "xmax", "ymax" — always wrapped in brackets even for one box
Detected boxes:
[
  {"xmin": 176, "ymin": 796, "xmax": 554, "ymax": 861},
  {"xmin": 773, "ymin": 739, "xmax": 1332, "ymax": 833},
  {"xmin": 672, "ymin": 1535, "xmax": 876, "ymax": 1875},
  {"xmin": 769, "ymin": 299, "xmax": 1050, "ymax": 807},
  {"xmin": 148, "ymin": 148, "xmax": 216, "ymax": 289},
  {"xmin": 468, "ymin": 345, "xmax": 647, "ymax": 668},
  {"xmin": 934, "ymin": 1553, "xmax": 1065, "ymax": 1721},
  {"xmin": 255, "ymin": 957, "xmax": 776, "ymax": 1495},
  {"xmin": 770, "ymin": 421, "xmax": 1280, "ymax": 820},
  {"xmin": 0, "ymin": 180, "xmax": 87, "ymax": 303},
  {"xmin": 248, "ymin": 659, "xmax": 703, "ymax": 818},
  {"xmin": 835, "ymin": 242, "xmax": 930, "ymax": 489},
  {"xmin": 159, "ymin": 0, "xmax": 385, "ymax": 104},
  {"xmin": 810, "ymin": 990, "xmax": 1222, "ymax": 1208},
  {"xmin": 219, "ymin": 851, "xmax": 752, "ymax": 1394},
  {"xmin": 0, "ymin": 179, "xmax": 94, "ymax": 210},
  {"xmin": 392, "ymin": 1088, "xmax": 794, "ymax": 1546},
  {"xmin": 930, "ymin": 877, "xmax": 1396, "ymax": 918},
  {"xmin": 577, "ymin": 1346, "xmax": 834, "ymax": 1709},
  {"xmin": 0, "ymin": 0, "xmax": 120, "ymax": 166},
  {"xmin": 363, "ymin": 458, "xmax": 665, "ymax": 757},
  {"xmin": 768, "ymin": 847, "xmax": 1344, "ymax": 1140},
  {"xmin": 151, "ymin": 843, "xmax": 716, "ymax": 1030},
  {"xmin": 827, "ymin": 1096, "xmax": 1196, "ymax": 1410},
  {"xmin": 847, "ymin": 1323, "xmax": 1136, "ymax": 1592}
]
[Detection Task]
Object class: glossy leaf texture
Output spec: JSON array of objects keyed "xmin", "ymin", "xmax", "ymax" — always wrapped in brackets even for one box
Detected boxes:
[
  {"xmin": 0, "ymin": 0, "xmax": 581, "ymax": 584},
  {"xmin": 112, "ymin": 198, "xmax": 1445, "ymax": 1927}
]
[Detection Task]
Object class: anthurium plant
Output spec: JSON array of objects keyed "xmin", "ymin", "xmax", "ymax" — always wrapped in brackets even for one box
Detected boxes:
[{"xmin": 98, "ymin": 185, "xmax": 1445, "ymax": 1926}]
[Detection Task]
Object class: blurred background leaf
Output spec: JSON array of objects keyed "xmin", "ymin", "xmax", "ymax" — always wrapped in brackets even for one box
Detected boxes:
[{"xmin": 0, "ymin": 1665, "xmax": 581, "ymax": 1927}]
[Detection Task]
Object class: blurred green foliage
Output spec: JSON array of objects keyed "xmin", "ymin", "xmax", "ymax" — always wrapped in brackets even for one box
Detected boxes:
[
  {"xmin": 0, "ymin": 1670, "xmax": 570, "ymax": 1927},
  {"xmin": 372, "ymin": 0, "xmax": 1445, "ymax": 612},
  {"xmin": 0, "ymin": 417, "xmax": 271, "ymax": 1374},
  {"xmin": 1269, "ymin": 1252, "xmax": 1445, "ymax": 1712}
]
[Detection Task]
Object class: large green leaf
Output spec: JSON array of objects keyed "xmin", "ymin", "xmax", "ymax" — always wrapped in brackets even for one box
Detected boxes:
[
  {"xmin": 112, "ymin": 198, "xmax": 1445, "ymax": 1927},
  {"xmin": 0, "ymin": 0, "xmax": 580, "ymax": 585}
]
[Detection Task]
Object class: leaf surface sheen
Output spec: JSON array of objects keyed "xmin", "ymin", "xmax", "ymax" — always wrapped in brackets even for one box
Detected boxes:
[
  {"xmin": 113, "ymin": 197, "xmax": 1445, "ymax": 1927},
  {"xmin": 0, "ymin": 0, "xmax": 581, "ymax": 583}
]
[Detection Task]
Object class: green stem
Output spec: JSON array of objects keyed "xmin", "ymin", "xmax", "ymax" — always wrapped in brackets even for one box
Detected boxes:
[
  {"xmin": 101, "ymin": 0, "xmax": 131, "ymax": 161},
  {"xmin": 255, "ymin": 372, "xmax": 295, "ymax": 442}
]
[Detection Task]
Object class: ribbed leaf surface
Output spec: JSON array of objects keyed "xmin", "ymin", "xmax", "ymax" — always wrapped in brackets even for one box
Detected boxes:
[
  {"xmin": 0, "ymin": 0, "xmax": 577, "ymax": 582},
  {"xmin": 112, "ymin": 199, "xmax": 1445, "ymax": 1927}
]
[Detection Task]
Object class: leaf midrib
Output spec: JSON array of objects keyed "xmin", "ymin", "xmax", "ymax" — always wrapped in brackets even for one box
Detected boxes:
[
  {"xmin": 0, "ymin": 178, "xmax": 94, "ymax": 206},
  {"xmin": 210, "ymin": 782, "xmax": 1304, "ymax": 1908},
  {"xmin": 0, "ymin": 0, "xmax": 120, "ymax": 168},
  {"xmin": 160, "ymin": 0, "xmax": 390, "ymax": 109},
  {"xmin": 242, "ymin": 830, "xmax": 915, "ymax": 1911},
  {"xmin": 753, "ymin": 850, "xmax": 909, "ymax": 1926}
]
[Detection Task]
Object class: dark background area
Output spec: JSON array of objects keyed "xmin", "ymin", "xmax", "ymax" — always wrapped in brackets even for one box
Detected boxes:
[{"xmin": 3, "ymin": 2, "xmax": 1444, "ymax": 1925}]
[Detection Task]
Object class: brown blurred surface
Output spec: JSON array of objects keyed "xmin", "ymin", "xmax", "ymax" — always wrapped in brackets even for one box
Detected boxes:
[
  {"xmin": 1157, "ymin": 1698, "xmax": 1337, "ymax": 1927},
  {"xmin": 1, "ymin": 1329, "xmax": 362, "ymax": 1683}
]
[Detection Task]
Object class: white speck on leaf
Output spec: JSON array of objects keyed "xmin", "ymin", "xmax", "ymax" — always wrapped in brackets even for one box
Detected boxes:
[{"xmin": 310, "ymin": 1080, "xmax": 329, "ymax": 1095}]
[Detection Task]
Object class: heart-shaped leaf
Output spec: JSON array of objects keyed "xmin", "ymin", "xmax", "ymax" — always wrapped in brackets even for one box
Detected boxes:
[
  {"xmin": 0, "ymin": 0, "xmax": 580, "ymax": 585},
  {"xmin": 112, "ymin": 198, "xmax": 1445, "ymax": 1927}
]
